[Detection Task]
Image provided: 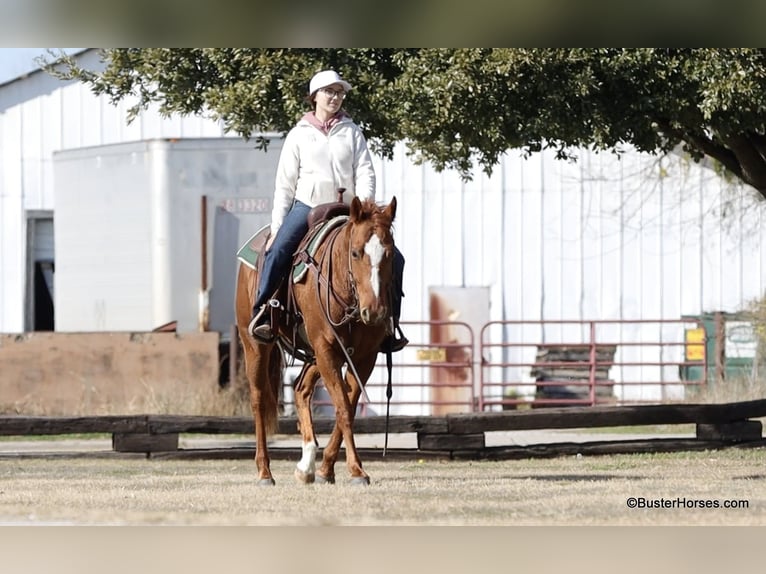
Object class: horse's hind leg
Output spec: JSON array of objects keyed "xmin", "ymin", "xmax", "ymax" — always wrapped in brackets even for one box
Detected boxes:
[
  {"xmin": 236, "ymin": 263, "xmax": 279, "ymax": 486},
  {"xmin": 293, "ymin": 363, "xmax": 321, "ymax": 484},
  {"xmin": 240, "ymin": 345, "xmax": 275, "ymax": 485}
]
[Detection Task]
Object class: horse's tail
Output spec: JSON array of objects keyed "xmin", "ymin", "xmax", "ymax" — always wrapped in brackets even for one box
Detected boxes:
[{"xmin": 262, "ymin": 344, "xmax": 284, "ymax": 435}]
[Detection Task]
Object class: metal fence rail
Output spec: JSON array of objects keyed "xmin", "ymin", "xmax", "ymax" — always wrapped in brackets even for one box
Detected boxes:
[{"xmin": 269, "ymin": 317, "xmax": 725, "ymax": 415}]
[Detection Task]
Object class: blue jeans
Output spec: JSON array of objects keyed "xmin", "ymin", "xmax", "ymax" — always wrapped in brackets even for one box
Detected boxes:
[
  {"xmin": 254, "ymin": 200, "xmax": 312, "ymax": 309},
  {"xmin": 253, "ymin": 199, "xmax": 405, "ymax": 322}
]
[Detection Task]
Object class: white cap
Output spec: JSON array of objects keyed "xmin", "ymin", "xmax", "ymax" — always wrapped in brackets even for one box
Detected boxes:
[{"xmin": 309, "ymin": 70, "xmax": 352, "ymax": 96}]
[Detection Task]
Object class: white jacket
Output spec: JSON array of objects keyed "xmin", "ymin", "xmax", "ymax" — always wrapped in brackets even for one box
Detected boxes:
[{"xmin": 270, "ymin": 115, "xmax": 376, "ymax": 236}]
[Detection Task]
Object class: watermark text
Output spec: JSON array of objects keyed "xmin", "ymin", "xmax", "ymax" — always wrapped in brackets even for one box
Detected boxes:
[{"xmin": 626, "ymin": 496, "xmax": 749, "ymax": 510}]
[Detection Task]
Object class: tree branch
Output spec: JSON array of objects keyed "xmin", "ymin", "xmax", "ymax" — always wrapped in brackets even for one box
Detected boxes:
[
  {"xmin": 717, "ymin": 133, "xmax": 766, "ymax": 195},
  {"xmin": 683, "ymin": 132, "xmax": 744, "ymax": 179},
  {"xmin": 657, "ymin": 120, "xmax": 746, "ymax": 182}
]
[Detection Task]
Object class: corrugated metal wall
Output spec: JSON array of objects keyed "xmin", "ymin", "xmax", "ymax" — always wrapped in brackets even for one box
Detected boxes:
[
  {"xmin": 2, "ymin": 52, "xmax": 766, "ymax": 338},
  {"xmin": 374, "ymin": 145, "xmax": 766, "ymax": 332}
]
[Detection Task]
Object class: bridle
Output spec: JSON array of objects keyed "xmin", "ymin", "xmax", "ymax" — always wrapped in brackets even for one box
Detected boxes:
[
  {"xmin": 308, "ymin": 216, "xmax": 396, "ymax": 454},
  {"xmin": 317, "ymin": 223, "xmax": 360, "ymax": 328}
]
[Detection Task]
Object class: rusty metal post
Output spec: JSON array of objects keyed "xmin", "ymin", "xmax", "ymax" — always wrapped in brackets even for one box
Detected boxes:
[
  {"xmin": 588, "ymin": 321, "xmax": 597, "ymax": 406},
  {"xmin": 715, "ymin": 312, "xmax": 726, "ymax": 384},
  {"xmin": 229, "ymin": 323, "xmax": 239, "ymax": 388},
  {"xmin": 198, "ymin": 195, "xmax": 210, "ymax": 332}
]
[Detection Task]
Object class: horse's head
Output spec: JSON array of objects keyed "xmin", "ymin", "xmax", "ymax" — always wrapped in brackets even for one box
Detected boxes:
[{"xmin": 347, "ymin": 196, "xmax": 397, "ymax": 326}]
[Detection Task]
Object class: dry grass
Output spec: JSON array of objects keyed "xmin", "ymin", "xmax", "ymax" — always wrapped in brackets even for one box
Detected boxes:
[
  {"xmin": 0, "ymin": 372, "xmax": 254, "ymax": 417},
  {"xmin": 134, "ymin": 375, "xmax": 253, "ymax": 417},
  {"xmin": 1, "ymin": 448, "xmax": 765, "ymax": 525},
  {"xmin": 692, "ymin": 373, "xmax": 766, "ymax": 404}
]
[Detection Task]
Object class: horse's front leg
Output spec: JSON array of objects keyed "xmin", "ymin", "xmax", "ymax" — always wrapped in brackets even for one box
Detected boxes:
[
  {"xmin": 316, "ymin": 370, "xmax": 359, "ymax": 484},
  {"xmin": 293, "ymin": 363, "xmax": 321, "ymax": 484},
  {"xmin": 316, "ymin": 421, "xmax": 343, "ymax": 484},
  {"xmin": 317, "ymin": 352, "xmax": 377, "ymax": 485}
]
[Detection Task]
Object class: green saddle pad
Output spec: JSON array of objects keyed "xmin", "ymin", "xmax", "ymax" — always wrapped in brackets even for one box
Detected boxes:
[
  {"xmin": 292, "ymin": 215, "xmax": 348, "ymax": 283},
  {"xmin": 236, "ymin": 224, "xmax": 270, "ymax": 269},
  {"xmin": 236, "ymin": 216, "xmax": 348, "ymax": 283}
]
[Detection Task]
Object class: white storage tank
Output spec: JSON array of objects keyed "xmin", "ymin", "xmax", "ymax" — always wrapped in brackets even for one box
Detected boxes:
[{"xmin": 53, "ymin": 136, "xmax": 282, "ymax": 335}]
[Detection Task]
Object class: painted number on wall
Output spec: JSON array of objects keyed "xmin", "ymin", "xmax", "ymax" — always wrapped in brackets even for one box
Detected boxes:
[{"xmin": 218, "ymin": 198, "xmax": 271, "ymax": 213}]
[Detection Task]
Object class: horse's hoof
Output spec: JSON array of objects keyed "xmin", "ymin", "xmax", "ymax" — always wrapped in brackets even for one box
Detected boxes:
[
  {"xmin": 349, "ymin": 476, "xmax": 370, "ymax": 486},
  {"xmin": 257, "ymin": 477, "xmax": 276, "ymax": 487},
  {"xmin": 294, "ymin": 468, "xmax": 315, "ymax": 484},
  {"xmin": 315, "ymin": 473, "xmax": 335, "ymax": 485}
]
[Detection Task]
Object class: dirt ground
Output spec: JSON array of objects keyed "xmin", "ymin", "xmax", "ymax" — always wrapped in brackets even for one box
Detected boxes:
[{"xmin": 1, "ymin": 445, "xmax": 765, "ymax": 526}]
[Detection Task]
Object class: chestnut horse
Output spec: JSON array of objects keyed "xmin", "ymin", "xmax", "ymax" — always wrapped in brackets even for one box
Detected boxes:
[{"xmin": 235, "ymin": 196, "xmax": 398, "ymax": 485}]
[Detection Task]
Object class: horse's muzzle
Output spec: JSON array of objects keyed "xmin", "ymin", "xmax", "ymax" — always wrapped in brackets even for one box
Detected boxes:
[{"xmin": 360, "ymin": 306, "xmax": 388, "ymax": 325}]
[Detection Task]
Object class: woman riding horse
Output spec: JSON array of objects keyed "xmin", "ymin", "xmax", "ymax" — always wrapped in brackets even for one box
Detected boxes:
[{"xmin": 248, "ymin": 69, "xmax": 407, "ymax": 352}]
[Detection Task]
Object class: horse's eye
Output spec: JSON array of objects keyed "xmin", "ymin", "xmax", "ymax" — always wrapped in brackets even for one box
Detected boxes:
[{"xmin": 351, "ymin": 249, "xmax": 361, "ymax": 260}]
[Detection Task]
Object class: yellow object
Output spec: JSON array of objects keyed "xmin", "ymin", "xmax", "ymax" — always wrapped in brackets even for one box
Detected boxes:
[
  {"xmin": 416, "ymin": 348, "xmax": 447, "ymax": 362},
  {"xmin": 685, "ymin": 327, "xmax": 705, "ymax": 361}
]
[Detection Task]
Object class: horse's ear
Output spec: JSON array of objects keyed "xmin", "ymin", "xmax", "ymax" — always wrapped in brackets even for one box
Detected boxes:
[
  {"xmin": 350, "ymin": 196, "xmax": 363, "ymax": 222},
  {"xmin": 385, "ymin": 196, "xmax": 397, "ymax": 222}
]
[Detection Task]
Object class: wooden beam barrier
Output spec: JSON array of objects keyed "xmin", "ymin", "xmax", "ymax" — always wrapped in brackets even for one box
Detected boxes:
[
  {"xmin": 696, "ymin": 421, "xmax": 763, "ymax": 442},
  {"xmin": 444, "ymin": 399, "xmax": 766, "ymax": 434},
  {"xmin": 0, "ymin": 400, "xmax": 764, "ymax": 456},
  {"xmin": 0, "ymin": 415, "xmax": 149, "ymax": 436},
  {"xmin": 113, "ymin": 432, "xmax": 179, "ymax": 453},
  {"xmin": 144, "ymin": 414, "xmax": 447, "ymax": 436}
]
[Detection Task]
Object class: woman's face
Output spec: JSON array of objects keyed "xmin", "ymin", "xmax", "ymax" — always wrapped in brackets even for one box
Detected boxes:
[{"xmin": 314, "ymin": 83, "xmax": 346, "ymax": 116}]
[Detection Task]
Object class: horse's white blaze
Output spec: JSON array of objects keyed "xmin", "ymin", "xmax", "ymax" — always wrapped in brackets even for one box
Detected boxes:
[
  {"xmin": 296, "ymin": 441, "xmax": 317, "ymax": 475},
  {"xmin": 364, "ymin": 234, "xmax": 384, "ymax": 299}
]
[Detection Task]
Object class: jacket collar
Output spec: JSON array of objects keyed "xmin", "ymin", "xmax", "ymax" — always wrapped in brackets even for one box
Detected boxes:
[{"xmin": 301, "ymin": 111, "xmax": 350, "ymax": 134}]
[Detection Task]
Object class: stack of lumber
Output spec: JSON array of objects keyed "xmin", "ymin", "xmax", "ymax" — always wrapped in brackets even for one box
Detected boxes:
[{"xmin": 531, "ymin": 344, "xmax": 617, "ymax": 404}]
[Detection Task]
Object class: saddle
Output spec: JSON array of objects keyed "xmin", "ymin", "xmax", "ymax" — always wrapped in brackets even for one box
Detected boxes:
[{"xmin": 308, "ymin": 187, "xmax": 350, "ymax": 227}]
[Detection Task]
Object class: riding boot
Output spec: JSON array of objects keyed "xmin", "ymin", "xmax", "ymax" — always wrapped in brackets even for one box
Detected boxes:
[
  {"xmin": 380, "ymin": 322, "xmax": 409, "ymax": 353},
  {"xmin": 248, "ymin": 304, "xmax": 274, "ymax": 343},
  {"xmin": 380, "ymin": 247, "xmax": 408, "ymax": 353}
]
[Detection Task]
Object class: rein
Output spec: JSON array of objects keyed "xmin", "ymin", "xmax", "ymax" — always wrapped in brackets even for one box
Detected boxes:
[{"xmin": 313, "ymin": 222, "xmax": 371, "ymax": 405}]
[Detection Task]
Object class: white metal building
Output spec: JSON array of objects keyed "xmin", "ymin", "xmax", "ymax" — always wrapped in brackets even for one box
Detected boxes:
[{"xmin": 2, "ymin": 50, "xmax": 765, "ymax": 404}]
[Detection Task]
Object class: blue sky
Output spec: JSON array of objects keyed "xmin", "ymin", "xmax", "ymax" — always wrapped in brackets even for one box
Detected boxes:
[{"xmin": 0, "ymin": 48, "xmax": 82, "ymax": 84}]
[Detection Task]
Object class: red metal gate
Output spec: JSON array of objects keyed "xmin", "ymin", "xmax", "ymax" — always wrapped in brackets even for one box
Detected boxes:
[
  {"xmin": 291, "ymin": 320, "xmax": 476, "ymax": 416},
  {"xmin": 275, "ymin": 317, "xmax": 715, "ymax": 415},
  {"xmin": 479, "ymin": 319, "xmax": 709, "ymax": 411}
]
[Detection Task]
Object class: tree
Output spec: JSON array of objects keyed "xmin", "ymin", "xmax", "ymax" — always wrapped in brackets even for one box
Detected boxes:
[{"xmin": 44, "ymin": 48, "xmax": 766, "ymax": 198}]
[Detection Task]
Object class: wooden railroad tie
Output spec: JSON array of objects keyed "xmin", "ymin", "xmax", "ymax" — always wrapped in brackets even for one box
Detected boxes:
[{"xmin": 0, "ymin": 399, "xmax": 764, "ymax": 457}]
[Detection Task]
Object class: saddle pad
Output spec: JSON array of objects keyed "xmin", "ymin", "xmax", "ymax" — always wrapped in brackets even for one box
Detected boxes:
[
  {"xmin": 236, "ymin": 224, "xmax": 271, "ymax": 269},
  {"xmin": 292, "ymin": 215, "xmax": 348, "ymax": 283}
]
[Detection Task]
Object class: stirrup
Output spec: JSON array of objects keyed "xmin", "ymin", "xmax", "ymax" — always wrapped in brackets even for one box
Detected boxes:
[
  {"xmin": 248, "ymin": 305, "xmax": 274, "ymax": 343},
  {"xmin": 253, "ymin": 323, "xmax": 274, "ymax": 344}
]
